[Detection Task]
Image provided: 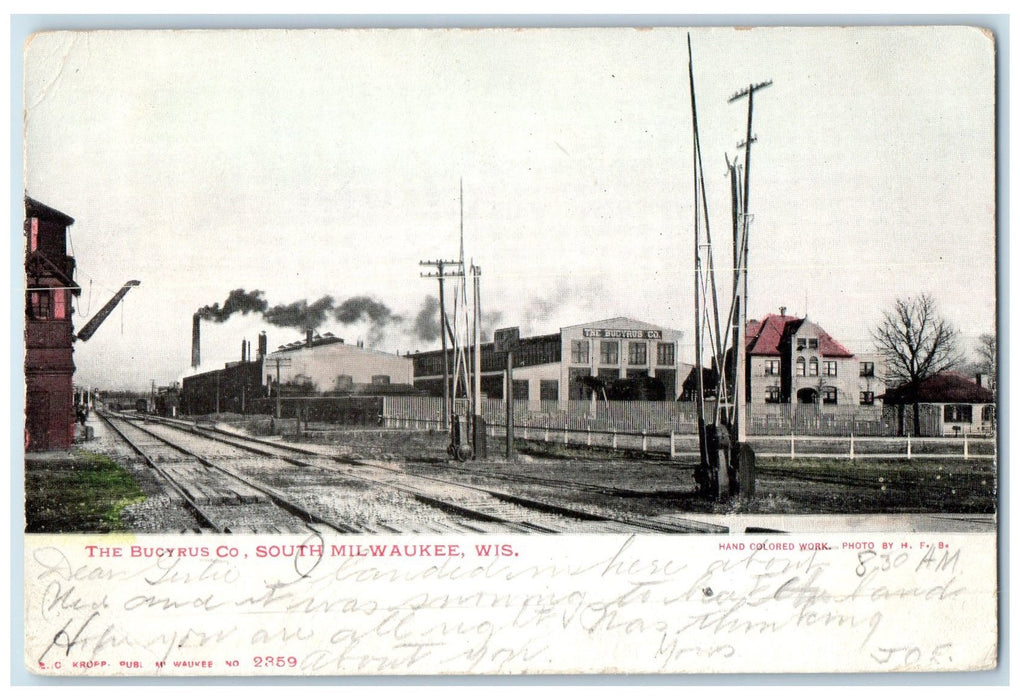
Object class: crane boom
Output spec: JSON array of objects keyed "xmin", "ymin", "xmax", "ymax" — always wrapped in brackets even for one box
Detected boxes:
[{"xmin": 76, "ymin": 280, "xmax": 141, "ymax": 341}]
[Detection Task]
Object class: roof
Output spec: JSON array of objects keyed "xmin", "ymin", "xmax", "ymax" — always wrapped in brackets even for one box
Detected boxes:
[
  {"xmin": 745, "ymin": 314, "xmax": 799, "ymax": 356},
  {"xmin": 883, "ymin": 372, "xmax": 995, "ymax": 404},
  {"xmin": 25, "ymin": 197, "xmax": 74, "ymax": 226},
  {"xmin": 745, "ymin": 314, "xmax": 854, "ymax": 358}
]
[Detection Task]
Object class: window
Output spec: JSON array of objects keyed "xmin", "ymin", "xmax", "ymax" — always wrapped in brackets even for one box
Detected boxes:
[
  {"xmin": 571, "ymin": 340, "xmax": 589, "ymax": 364},
  {"xmin": 944, "ymin": 405, "xmax": 972, "ymax": 423},
  {"xmin": 860, "ymin": 391, "xmax": 874, "ymax": 406},
  {"xmin": 808, "ymin": 338, "xmax": 819, "ymax": 349},
  {"xmin": 796, "ymin": 337, "xmax": 806, "ymax": 351},
  {"xmin": 53, "ymin": 290, "xmax": 66, "ymax": 319},
  {"xmin": 809, "ymin": 358, "xmax": 818, "ymax": 376},
  {"xmin": 796, "ymin": 357, "xmax": 806, "ymax": 376},
  {"xmin": 982, "ymin": 405, "xmax": 995, "ymax": 423},
  {"xmin": 860, "ymin": 362, "xmax": 874, "ymax": 377},
  {"xmin": 628, "ymin": 341, "xmax": 647, "ymax": 365},
  {"xmin": 371, "ymin": 375, "xmax": 390, "ymax": 385},
  {"xmin": 765, "ymin": 386, "xmax": 782, "ymax": 403},
  {"xmin": 656, "ymin": 342, "xmax": 675, "ymax": 366},
  {"xmin": 600, "ymin": 341, "xmax": 619, "ymax": 365},
  {"xmin": 822, "ymin": 387, "xmax": 838, "ymax": 405},
  {"xmin": 512, "ymin": 379, "xmax": 529, "ymax": 400},
  {"xmin": 568, "ymin": 368, "xmax": 591, "ymax": 400},
  {"xmin": 539, "ymin": 380, "xmax": 559, "ymax": 401},
  {"xmin": 28, "ymin": 290, "xmax": 51, "ymax": 319},
  {"xmin": 764, "ymin": 359, "xmax": 780, "ymax": 375},
  {"xmin": 824, "ymin": 361, "xmax": 838, "ymax": 377}
]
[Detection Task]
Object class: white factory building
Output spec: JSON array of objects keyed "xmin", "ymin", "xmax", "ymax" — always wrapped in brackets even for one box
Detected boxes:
[
  {"xmin": 264, "ymin": 330, "xmax": 414, "ymax": 394},
  {"xmin": 411, "ymin": 317, "xmax": 685, "ymax": 402}
]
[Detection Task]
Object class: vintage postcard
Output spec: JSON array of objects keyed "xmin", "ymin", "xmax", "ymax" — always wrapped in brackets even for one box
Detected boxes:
[{"xmin": 20, "ymin": 25, "xmax": 998, "ymax": 676}]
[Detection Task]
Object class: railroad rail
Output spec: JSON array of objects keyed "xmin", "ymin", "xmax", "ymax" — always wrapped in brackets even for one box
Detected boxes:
[
  {"xmin": 100, "ymin": 411, "xmax": 356, "ymax": 535},
  {"xmin": 110, "ymin": 412, "xmax": 727, "ymax": 534}
]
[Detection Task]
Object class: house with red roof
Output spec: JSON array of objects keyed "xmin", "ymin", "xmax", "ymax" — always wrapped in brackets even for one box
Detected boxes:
[
  {"xmin": 882, "ymin": 371, "xmax": 995, "ymax": 436},
  {"xmin": 744, "ymin": 312, "xmax": 884, "ymax": 408}
]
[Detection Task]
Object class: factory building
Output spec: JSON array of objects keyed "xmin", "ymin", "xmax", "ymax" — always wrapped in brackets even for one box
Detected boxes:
[
  {"xmin": 411, "ymin": 317, "xmax": 685, "ymax": 402},
  {"xmin": 182, "ymin": 328, "xmax": 415, "ymax": 415},
  {"xmin": 24, "ymin": 197, "xmax": 81, "ymax": 450},
  {"xmin": 263, "ymin": 330, "xmax": 414, "ymax": 394}
]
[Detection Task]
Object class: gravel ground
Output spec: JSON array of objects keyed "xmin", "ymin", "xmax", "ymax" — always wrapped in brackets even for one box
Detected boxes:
[{"xmin": 84, "ymin": 415, "xmax": 202, "ymax": 532}]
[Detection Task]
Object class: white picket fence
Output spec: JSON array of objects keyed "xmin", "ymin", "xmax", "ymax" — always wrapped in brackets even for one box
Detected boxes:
[{"xmin": 381, "ymin": 396, "xmax": 995, "ymax": 460}]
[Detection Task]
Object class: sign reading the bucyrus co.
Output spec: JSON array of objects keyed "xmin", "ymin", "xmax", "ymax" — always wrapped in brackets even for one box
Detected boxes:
[
  {"xmin": 493, "ymin": 326, "xmax": 520, "ymax": 353},
  {"xmin": 582, "ymin": 328, "xmax": 663, "ymax": 340}
]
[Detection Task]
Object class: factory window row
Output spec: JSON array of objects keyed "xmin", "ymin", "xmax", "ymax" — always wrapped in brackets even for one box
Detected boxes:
[{"xmin": 575, "ymin": 340, "xmax": 675, "ymax": 367}]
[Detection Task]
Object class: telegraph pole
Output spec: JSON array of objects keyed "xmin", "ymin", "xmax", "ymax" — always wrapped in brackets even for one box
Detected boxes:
[
  {"xmin": 420, "ymin": 259, "xmax": 463, "ymax": 432},
  {"xmin": 471, "ymin": 263, "xmax": 485, "ymax": 457},
  {"xmin": 727, "ymin": 79, "xmax": 771, "ymax": 500},
  {"xmin": 728, "ymin": 79, "xmax": 771, "ymax": 444}
]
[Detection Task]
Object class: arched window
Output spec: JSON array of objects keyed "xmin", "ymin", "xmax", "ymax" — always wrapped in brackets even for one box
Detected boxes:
[{"xmin": 796, "ymin": 356, "xmax": 806, "ymax": 376}]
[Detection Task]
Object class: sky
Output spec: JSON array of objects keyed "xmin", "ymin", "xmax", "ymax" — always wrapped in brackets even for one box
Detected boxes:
[{"xmin": 20, "ymin": 25, "xmax": 997, "ymax": 392}]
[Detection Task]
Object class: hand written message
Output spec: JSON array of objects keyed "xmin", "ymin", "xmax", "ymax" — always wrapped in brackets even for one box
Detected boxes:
[{"xmin": 25, "ymin": 534, "xmax": 997, "ymax": 676}]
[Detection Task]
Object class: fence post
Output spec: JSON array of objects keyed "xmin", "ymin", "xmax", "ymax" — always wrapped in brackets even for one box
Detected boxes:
[
  {"xmin": 523, "ymin": 425, "xmax": 529, "ymax": 440},
  {"xmin": 641, "ymin": 430, "xmax": 647, "ymax": 453},
  {"xmin": 563, "ymin": 421, "xmax": 569, "ymax": 445},
  {"xmin": 587, "ymin": 427, "xmax": 592, "ymax": 446},
  {"xmin": 670, "ymin": 431, "xmax": 676, "ymax": 459},
  {"xmin": 849, "ymin": 433, "xmax": 855, "ymax": 460},
  {"xmin": 545, "ymin": 426, "xmax": 550, "ymax": 442},
  {"xmin": 790, "ymin": 434, "xmax": 795, "ymax": 458},
  {"xmin": 907, "ymin": 433, "xmax": 912, "ymax": 459},
  {"xmin": 964, "ymin": 432, "xmax": 969, "ymax": 460},
  {"xmin": 613, "ymin": 432, "xmax": 618, "ymax": 450}
]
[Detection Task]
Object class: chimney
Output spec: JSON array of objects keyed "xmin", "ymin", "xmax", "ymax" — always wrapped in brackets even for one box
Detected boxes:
[
  {"xmin": 306, "ymin": 329, "xmax": 314, "ymax": 348},
  {"xmin": 258, "ymin": 331, "xmax": 267, "ymax": 359},
  {"xmin": 191, "ymin": 314, "xmax": 201, "ymax": 368},
  {"xmin": 780, "ymin": 306, "xmax": 787, "ymax": 317}
]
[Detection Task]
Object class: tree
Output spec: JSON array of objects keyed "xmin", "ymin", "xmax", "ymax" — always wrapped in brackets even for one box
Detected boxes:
[
  {"xmin": 976, "ymin": 332, "xmax": 997, "ymax": 392},
  {"xmin": 872, "ymin": 294, "xmax": 964, "ymax": 435}
]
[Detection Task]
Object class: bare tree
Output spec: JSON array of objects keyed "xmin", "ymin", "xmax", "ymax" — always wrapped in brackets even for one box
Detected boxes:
[
  {"xmin": 872, "ymin": 294, "xmax": 964, "ymax": 435},
  {"xmin": 976, "ymin": 332, "xmax": 997, "ymax": 376}
]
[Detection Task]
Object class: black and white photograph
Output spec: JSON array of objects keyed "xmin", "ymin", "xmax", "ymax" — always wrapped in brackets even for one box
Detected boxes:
[{"xmin": 18, "ymin": 23, "xmax": 1000, "ymax": 677}]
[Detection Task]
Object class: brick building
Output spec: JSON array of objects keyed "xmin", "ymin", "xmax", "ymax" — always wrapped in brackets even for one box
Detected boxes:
[
  {"xmin": 745, "ymin": 312, "xmax": 885, "ymax": 407},
  {"xmin": 24, "ymin": 197, "xmax": 80, "ymax": 450}
]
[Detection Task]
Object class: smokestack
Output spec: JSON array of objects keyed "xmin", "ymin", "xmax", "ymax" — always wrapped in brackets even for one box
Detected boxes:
[
  {"xmin": 192, "ymin": 314, "xmax": 201, "ymax": 368},
  {"xmin": 306, "ymin": 329, "xmax": 314, "ymax": 348},
  {"xmin": 242, "ymin": 339, "xmax": 248, "ymax": 362},
  {"xmin": 780, "ymin": 306, "xmax": 787, "ymax": 317},
  {"xmin": 258, "ymin": 332, "xmax": 267, "ymax": 359}
]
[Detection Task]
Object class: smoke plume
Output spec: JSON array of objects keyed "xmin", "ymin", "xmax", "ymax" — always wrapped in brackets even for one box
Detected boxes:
[
  {"xmin": 196, "ymin": 288, "xmax": 268, "ymax": 322},
  {"xmin": 411, "ymin": 296, "xmax": 442, "ymax": 343},
  {"xmin": 263, "ymin": 295, "xmax": 335, "ymax": 330}
]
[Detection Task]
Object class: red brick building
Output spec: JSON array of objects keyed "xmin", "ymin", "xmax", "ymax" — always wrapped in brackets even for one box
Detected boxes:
[{"xmin": 24, "ymin": 197, "xmax": 80, "ymax": 450}]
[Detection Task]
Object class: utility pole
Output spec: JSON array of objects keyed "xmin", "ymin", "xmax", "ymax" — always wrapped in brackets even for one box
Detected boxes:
[
  {"xmin": 420, "ymin": 259, "xmax": 463, "ymax": 432},
  {"xmin": 272, "ymin": 356, "xmax": 292, "ymax": 419},
  {"xmin": 471, "ymin": 263, "xmax": 485, "ymax": 457},
  {"xmin": 727, "ymin": 78, "xmax": 771, "ymax": 501},
  {"xmin": 728, "ymin": 79, "xmax": 771, "ymax": 444}
]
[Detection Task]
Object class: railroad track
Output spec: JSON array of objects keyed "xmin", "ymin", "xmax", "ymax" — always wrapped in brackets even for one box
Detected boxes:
[
  {"xmin": 100, "ymin": 412, "xmax": 356, "ymax": 535},
  {"xmin": 111, "ymin": 412, "xmax": 727, "ymax": 534}
]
